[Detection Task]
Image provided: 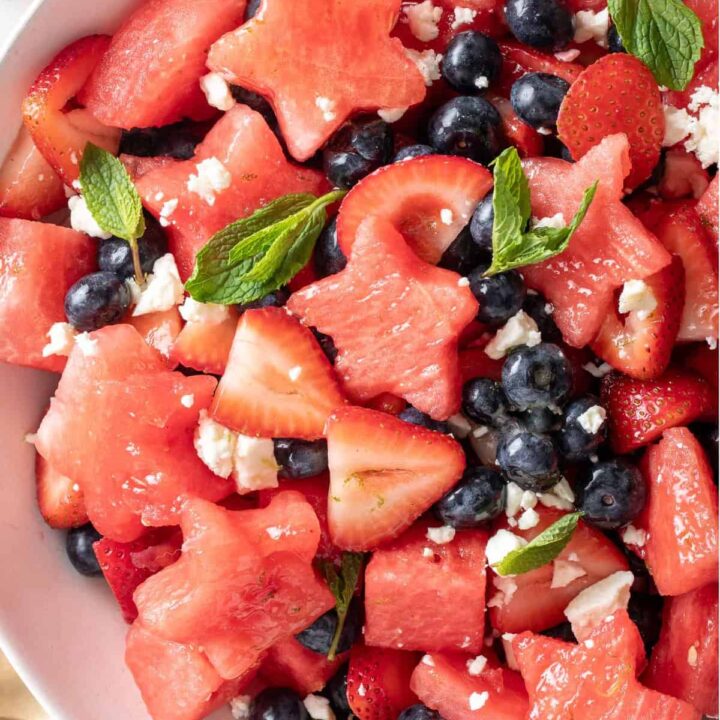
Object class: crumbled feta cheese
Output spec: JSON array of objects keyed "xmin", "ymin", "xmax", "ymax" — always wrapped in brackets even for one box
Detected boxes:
[
  {"xmin": 687, "ymin": 644, "xmax": 699, "ymax": 667},
  {"xmin": 468, "ymin": 691, "xmax": 489, "ymax": 711},
  {"xmin": 288, "ymin": 365, "xmax": 302, "ymax": 381},
  {"xmin": 577, "ymin": 405, "xmax": 606, "ymax": 434},
  {"xmin": 621, "ymin": 523, "xmax": 647, "ymax": 547},
  {"xmin": 505, "ymin": 482, "xmax": 524, "ymax": 518},
  {"xmin": 405, "ymin": 48, "xmax": 443, "ymax": 86},
  {"xmin": 200, "ymin": 72, "xmax": 235, "ymax": 111},
  {"xmin": 451, "ymin": 7, "xmax": 477, "ymax": 30},
  {"xmin": 179, "ymin": 296, "xmax": 231, "ymax": 325},
  {"xmin": 583, "ymin": 361, "xmax": 613, "ymax": 378},
  {"xmin": 551, "ymin": 478, "xmax": 575, "ymax": 504},
  {"xmin": 75, "ymin": 332, "xmax": 98, "ymax": 356},
  {"xmin": 440, "ymin": 208, "xmax": 454, "ymax": 225},
  {"xmin": 187, "ymin": 157, "xmax": 232, "ymax": 206},
  {"xmin": 474, "ymin": 75, "xmax": 489, "ymax": 89},
  {"xmin": 230, "ymin": 695, "xmax": 252, "ymax": 720},
  {"xmin": 517, "ymin": 507, "xmax": 540, "ymax": 530},
  {"xmin": 180, "ymin": 394, "xmax": 195, "ymax": 408},
  {"xmin": 484, "ymin": 310, "xmax": 541, "ymax": 359},
  {"xmin": 520, "ymin": 490, "xmax": 538, "ymax": 510},
  {"xmin": 554, "ymin": 48, "xmax": 581, "ymax": 62},
  {"xmin": 708, "ymin": 336, "xmax": 718, "ymax": 350},
  {"xmin": 159, "ymin": 198, "xmax": 178, "ymax": 227},
  {"xmin": 422, "ymin": 546, "xmax": 435, "ymax": 558},
  {"xmin": 573, "ymin": 8, "xmax": 609, "ymax": 47},
  {"xmin": 194, "ymin": 410, "xmax": 237, "ymax": 478},
  {"xmin": 538, "ymin": 478, "xmax": 575, "ymax": 511},
  {"xmin": 618, "ymin": 279, "xmax": 657, "ymax": 320},
  {"xmin": 501, "ymin": 633, "xmax": 519, "ymax": 670},
  {"xmin": 550, "ymin": 559, "xmax": 587, "ymax": 588},
  {"xmin": 42, "ymin": 322, "xmax": 77, "ymax": 357},
  {"xmin": 663, "ymin": 105, "xmax": 693, "ymax": 146},
  {"xmin": 564, "ymin": 571, "xmax": 634, "ymax": 638},
  {"xmin": 233, "ymin": 434, "xmax": 279, "ymax": 493},
  {"xmin": 448, "ymin": 413, "xmax": 473, "ymax": 439},
  {"xmin": 466, "ymin": 655, "xmax": 487, "ymax": 676},
  {"xmin": 404, "ymin": 0, "xmax": 443, "ymax": 42},
  {"xmin": 303, "ymin": 695, "xmax": 335, "ymax": 720},
  {"xmin": 487, "ymin": 574, "xmax": 518, "ymax": 608},
  {"xmin": 427, "ymin": 525, "xmax": 456, "ymax": 544},
  {"xmin": 684, "ymin": 85, "xmax": 720, "ymax": 168},
  {"xmin": 531, "ymin": 212, "xmax": 565, "ymax": 230},
  {"xmin": 378, "ymin": 107, "xmax": 408, "ymax": 123},
  {"xmin": 315, "ymin": 96, "xmax": 337, "ymax": 122},
  {"xmin": 132, "ymin": 254, "xmax": 184, "ymax": 316},
  {"xmin": 422, "ymin": 654, "xmax": 435, "ymax": 666},
  {"xmin": 458, "ymin": 277, "xmax": 470, "ymax": 287},
  {"xmin": 486, "ymin": 529, "xmax": 528, "ymax": 568},
  {"xmin": 68, "ymin": 195, "xmax": 112, "ymax": 239},
  {"xmin": 266, "ymin": 525, "xmax": 296, "ymax": 540}
]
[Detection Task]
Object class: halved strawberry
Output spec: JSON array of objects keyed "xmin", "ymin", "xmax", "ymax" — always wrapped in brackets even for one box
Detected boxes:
[
  {"xmin": 591, "ymin": 256, "xmax": 685, "ymax": 380},
  {"xmin": 677, "ymin": 343, "xmax": 718, "ymax": 398},
  {"xmin": 347, "ymin": 645, "xmax": 419, "ymax": 720},
  {"xmin": 127, "ymin": 307, "xmax": 183, "ymax": 365},
  {"xmin": 696, "ymin": 175, "xmax": 718, "ymax": 241},
  {"xmin": 497, "ymin": 41, "xmax": 583, "ymax": 95},
  {"xmin": 337, "ymin": 155, "xmax": 492, "ymax": 264},
  {"xmin": 601, "ymin": 369, "xmax": 714, "ymax": 454},
  {"xmin": 557, "ymin": 54, "xmax": 664, "ymax": 190},
  {"xmin": 326, "ymin": 406, "xmax": 465, "ymax": 551},
  {"xmin": 658, "ymin": 148, "xmax": 710, "ymax": 200},
  {"xmin": 35, "ymin": 453, "xmax": 87, "ymax": 529},
  {"xmin": 22, "ymin": 35, "xmax": 121, "ymax": 184},
  {"xmin": 211, "ymin": 308, "xmax": 346, "ymax": 439},
  {"xmin": 169, "ymin": 307, "xmax": 239, "ymax": 375},
  {"xmin": 490, "ymin": 95, "xmax": 544, "ymax": 158}
]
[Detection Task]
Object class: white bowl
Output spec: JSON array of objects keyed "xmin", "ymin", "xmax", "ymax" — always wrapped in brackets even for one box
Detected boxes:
[{"xmin": 0, "ymin": 3, "xmax": 230, "ymax": 718}]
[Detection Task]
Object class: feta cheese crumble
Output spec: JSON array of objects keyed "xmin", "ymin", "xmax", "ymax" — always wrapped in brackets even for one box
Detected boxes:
[
  {"xmin": 180, "ymin": 394, "xmax": 195, "ymax": 408},
  {"xmin": 504, "ymin": 482, "xmax": 524, "ymax": 518},
  {"xmin": 426, "ymin": 525, "xmax": 456, "ymax": 544},
  {"xmin": 517, "ymin": 507, "xmax": 540, "ymax": 530},
  {"xmin": 564, "ymin": 571, "xmax": 634, "ymax": 638},
  {"xmin": 451, "ymin": 7, "xmax": 477, "ymax": 30},
  {"xmin": 230, "ymin": 695, "xmax": 252, "ymax": 720},
  {"xmin": 486, "ymin": 529, "xmax": 528, "ymax": 568},
  {"xmin": 474, "ymin": 75, "xmax": 489, "ymax": 89},
  {"xmin": 194, "ymin": 410, "xmax": 237, "ymax": 478},
  {"xmin": 468, "ymin": 691, "xmax": 489, "ymax": 711},
  {"xmin": 662, "ymin": 105, "xmax": 692, "ymax": 147},
  {"xmin": 440, "ymin": 208, "xmax": 454, "ymax": 225},
  {"xmin": 404, "ymin": 1, "xmax": 443, "ymax": 42},
  {"xmin": 405, "ymin": 48, "xmax": 443, "ymax": 86},
  {"xmin": 583, "ymin": 361, "xmax": 613, "ymax": 378},
  {"xmin": 42, "ymin": 322, "xmax": 77, "ymax": 357},
  {"xmin": 487, "ymin": 575, "xmax": 518, "ymax": 608},
  {"xmin": 68, "ymin": 195, "xmax": 112, "ymax": 239},
  {"xmin": 159, "ymin": 198, "xmax": 178, "ymax": 227},
  {"xmin": 378, "ymin": 107, "xmax": 408, "ymax": 123},
  {"xmin": 573, "ymin": 8, "xmax": 609, "ymax": 47},
  {"xmin": 684, "ymin": 85, "xmax": 720, "ymax": 168},
  {"xmin": 621, "ymin": 523, "xmax": 647, "ymax": 547},
  {"xmin": 550, "ymin": 558, "xmax": 587, "ymax": 588},
  {"xmin": 179, "ymin": 297, "xmax": 231, "ymax": 325},
  {"xmin": 484, "ymin": 310, "xmax": 541, "ymax": 359},
  {"xmin": 200, "ymin": 72, "xmax": 235, "ymax": 111},
  {"xmin": 618, "ymin": 279, "xmax": 657, "ymax": 320},
  {"xmin": 132, "ymin": 254, "xmax": 184, "ymax": 316},
  {"xmin": 75, "ymin": 332, "xmax": 98, "ymax": 356},
  {"xmin": 315, "ymin": 96, "xmax": 337, "ymax": 122},
  {"xmin": 233, "ymin": 434, "xmax": 279, "ymax": 492},
  {"xmin": 187, "ymin": 157, "xmax": 232, "ymax": 206},
  {"xmin": 577, "ymin": 405, "xmax": 606, "ymax": 434},
  {"xmin": 466, "ymin": 655, "xmax": 487, "ymax": 676},
  {"xmin": 531, "ymin": 212, "xmax": 565, "ymax": 230},
  {"xmin": 303, "ymin": 695, "xmax": 335, "ymax": 720}
]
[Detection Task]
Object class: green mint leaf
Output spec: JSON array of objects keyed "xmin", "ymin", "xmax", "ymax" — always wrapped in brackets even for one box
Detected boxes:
[
  {"xmin": 608, "ymin": 0, "xmax": 704, "ymax": 90},
  {"xmin": 494, "ymin": 512, "xmax": 584, "ymax": 577},
  {"xmin": 321, "ymin": 552, "xmax": 364, "ymax": 661},
  {"xmin": 185, "ymin": 189, "xmax": 346, "ymax": 304}
]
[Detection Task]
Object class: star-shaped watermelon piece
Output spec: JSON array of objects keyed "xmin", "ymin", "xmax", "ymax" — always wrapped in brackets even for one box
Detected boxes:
[
  {"xmin": 207, "ymin": 0, "xmax": 427, "ymax": 161},
  {"xmin": 287, "ymin": 217, "xmax": 478, "ymax": 420}
]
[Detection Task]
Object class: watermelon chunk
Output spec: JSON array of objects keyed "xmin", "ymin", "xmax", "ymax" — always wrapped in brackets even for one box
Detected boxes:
[{"xmin": 696, "ymin": 175, "xmax": 718, "ymax": 240}]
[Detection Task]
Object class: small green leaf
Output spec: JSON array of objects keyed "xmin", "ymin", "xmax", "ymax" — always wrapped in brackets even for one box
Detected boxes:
[
  {"xmin": 494, "ymin": 512, "xmax": 584, "ymax": 576},
  {"xmin": 321, "ymin": 552, "xmax": 364, "ymax": 661},
  {"xmin": 608, "ymin": 0, "xmax": 704, "ymax": 90}
]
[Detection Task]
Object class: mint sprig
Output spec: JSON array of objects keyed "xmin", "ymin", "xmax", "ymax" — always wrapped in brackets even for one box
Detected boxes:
[
  {"xmin": 185, "ymin": 190, "xmax": 346, "ymax": 304},
  {"xmin": 493, "ymin": 512, "xmax": 583, "ymax": 576},
  {"xmin": 80, "ymin": 143, "xmax": 145, "ymax": 283},
  {"xmin": 485, "ymin": 148, "xmax": 597, "ymax": 277},
  {"xmin": 321, "ymin": 552, "xmax": 364, "ymax": 661},
  {"xmin": 608, "ymin": 0, "xmax": 704, "ymax": 91}
]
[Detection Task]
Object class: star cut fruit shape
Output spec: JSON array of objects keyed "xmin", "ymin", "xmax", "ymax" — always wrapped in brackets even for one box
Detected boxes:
[
  {"xmin": 207, "ymin": 0, "xmax": 427, "ymax": 161},
  {"xmin": 287, "ymin": 217, "xmax": 479, "ymax": 419}
]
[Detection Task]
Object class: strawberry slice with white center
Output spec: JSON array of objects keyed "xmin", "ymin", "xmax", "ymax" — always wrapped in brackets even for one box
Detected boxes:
[{"xmin": 36, "ymin": 454, "xmax": 87, "ymax": 529}]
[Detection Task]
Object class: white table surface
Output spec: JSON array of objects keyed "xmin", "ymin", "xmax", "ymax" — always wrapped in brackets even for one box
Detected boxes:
[{"xmin": 0, "ymin": 0, "xmax": 34, "ymax": 40}]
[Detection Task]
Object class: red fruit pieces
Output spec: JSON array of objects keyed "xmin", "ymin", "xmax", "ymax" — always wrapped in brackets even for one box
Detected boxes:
[
  {"xmin": 601, "ymin": 369, "xmax": 714, "ymax": 454},
  {"xmin": 211, "ymin": 308, "xmax": 346, "ymax": 439},
  {"xmin": 558, "ymin": 54, "xmax": 664, "ymax": 189},
  {"xmin": 337, "ymin": 155, "xmax": 492, "ymax": 263},
  {"xmin": 0, "ymin": 218, "xmax": 95, "ymax": 372},
  {"xmin": 208, "ymin": 0, "xmax": 426, "ymax": 161},
  {"xmin": 35, "ymin": 454, "xmax": 87, "ymax": 529},
  {"xmin": 82, "ymin": 0, "xmax": 247, "ymax": 129},
  {"xmin": 170, "ymin": 306, "xmax": 239, "ymax": 375},
  {"xmin": 497, "ymin": 41, "xmax": 583, "ymax": 95},
  {"xmin": 490, "ymin": 95, "xmax": 544, "ymax": 158},
  {"xmin": 128, "ymin": 307, "xmax": 184, "ymax": 365},
  {"xmin": 288, "ymin": 218, "xmax": 478, "ymax": 419},
  {"xmin": 696, "ymin": 175, "xmax": 719, "ymax": 241}
]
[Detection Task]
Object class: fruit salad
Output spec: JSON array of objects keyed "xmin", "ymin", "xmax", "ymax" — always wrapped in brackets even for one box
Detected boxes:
[{"xmin": 1, "ymin": 0, "xmax": 718, "ymax": 719}]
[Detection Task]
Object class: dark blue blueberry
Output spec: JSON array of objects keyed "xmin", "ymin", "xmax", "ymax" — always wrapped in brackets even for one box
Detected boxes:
[
  {"xmin": 438, "ymin": 227, "xmax": 486, "ymax": 275},
  {"xmin": 523, "ymin": 292, "xmax": 562, "ymax": 342},
  {"xmin": 250, "ymin": 688, "xmax": 308, "ymax": 720},
  {"xmin": 540, "ymin": 622, "xmax": 575, "ymax": 643},
  {"xmin": 434, "ymin": 465, "xmax": 507, "ymax": 527},
  {"xmin": 64, "ymin": 271, "xmax": 131, "ymax": 331},
  {"xmin": 628, "ymin": 593, "xmax": 663, "ymax": 654},
  {"xmin": 119, "ymin": 121, "xmax": 212, "ymax": 160},
  {"xmin": 469, "ymin": 192, "xmax": 494, "ymax": 253},
  {"xmin": 323, "ymin": 117, "xmax": 393, "ymax": 189},
  {"xmin": 505, "ymin": 0, "xmax": 573, "ymax": 50},
  {"xmin": 428, "ymin": 96, "xmax": 502, "ymax": 165},
  {"xmin": 441, "ymin": 31, "xmax": 503, "ymax": 93},
  {"xmin": 462, "ymin": 378, "xmax": 509, "ymax": 426},
  {"xmin": 238, "ymin": 286, "xmax": 290, "ymax": 311},
  {"xmin": 322, "ymin": 665, "xmax": 350, "ymax": 717},
  {"xmin": 230, "ymin": 86, "xmax": 278, "ymax": 131},
  {"xmin": 518, "ymin": 406, "xmax": 561, "ymax": 434},
  {"xmin": 393, "ymin": 144, "xmax": 435, "ymax": 163},
  {"xmin": 510, "ymin": 72, "xmax": 570, "ymax": 131},
  {"xmin": 398, "ymin": 405, "xmax": 449, "ymax": 434},
  {"xmin": 608, "ymin": 24, "xmax": 626, "ymax": 53},
  {"xmin": 312, "ymin": 328, "xmax": 338, "ymax": 364},
  {"xmin": 541, "ymin": 135, "xmax": 573, "ymax": 161},
  {"xmin": 245, "ymin": 0, "xmax": 262, "ymax": 20},
  {"xmin": 314, "ymin": 217, "xmax": 347, "ymax": 277},
  {"xmin": 575, "ymin": 459, "xmax": 646, "ymax": 528},
  {"xmin": 274, "ymin": 438, "xmax": 328, "ymax": 479},
  {"xmin": 557, "ymin": 396, "xmax": 607, "ymax": 461},
  {"xmin": 398, "ymin": 705, "xmax": 444, "ymax": 720},
  {"xmin": 501, "ymin": 343, "xmax": 572, "ymax": 411},
  {"xmin": 496, "ymin": 430, "xmax": 559, "ymax": 491},
  {"xmin": 296, "ymin": 597, "xmax": 362, "ymax": 655},
  {"xmin": 97, "ymin": 215, "xmax": 167, "ymax": 279},
  {"xmin": 66, "ymin": 524, "xmax": 102, "ymax": 576},
  {"xmin": 468, "ymin": 266, "xmax": 526, "ymax": 325}
]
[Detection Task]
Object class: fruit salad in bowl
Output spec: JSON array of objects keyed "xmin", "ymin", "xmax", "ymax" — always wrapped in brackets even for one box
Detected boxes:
[{"xmin": 0, "ymin": 0, "xmax": 718, "ymax": 719}]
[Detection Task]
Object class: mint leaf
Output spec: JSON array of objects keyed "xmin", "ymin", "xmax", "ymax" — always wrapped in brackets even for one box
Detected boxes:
[
  {"xmin": 185, "ymin": 189, "xmax": 346, "ymax": 304},
  {"xmin": 321, "ymin": 552, "xmax": 364, "ymax": 661},
  {"xmin": 608, "ymin": 0, "xmax": 704, "ymax": 90},
  {"xmin": 485, "ymin": 147, "xmax": 597, "ymax": 276},
  {"xmin": 494, "ymin": 512, "xmax": 584, "ymax": 577}
]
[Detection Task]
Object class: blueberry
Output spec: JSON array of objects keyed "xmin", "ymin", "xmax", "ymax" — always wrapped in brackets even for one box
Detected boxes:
[
  {"xmin": 504, "ymin": 0, "xmax": 574, "ymax": 50},
  {"xmin": 97, "ymin": 216, "xmax": 167, "ymax": 279},
  {"xmin": 274, "ymin": 438, "xmax": 328, "ymax": 479},
  {"xmin": 296, "ymin": 597, "xmax": 362, "ymax": 655},
  {"xmin": 119, "ymin": 121, "xmax": 211, "ymax": 160},
  {"xmin": 322, "ymin": 665, "xmax": 350, "ymax": 717},
  {"xmin": 468, "ymin": 266, "xmax": 526, "ymax": 325},
  {"xmin": 469, "ymin": 192, "xmax": 494, "ymax": 253},
  {"xmin": 66, "ymin": 524, "xmax": 102, "ymax": 576},
  {"xmin": 510, "ymin": 73, "xmax": 570, "ymax": 131},
  {"xmin": 398, "ymin": 705, "xmax": 444, "ymax": 720},
  {"xmin": 314, "ymin": 217, "xmax": 347, "ymax": 277},
  {"xmin": 428, "ymin": 96, "xmax": 502, "ymax": 165},
  {"xmin": 434, "ymin": 465, "xmax": 507, "ymax": 527},
  {"xmin": 438, "ymin": 227, "xmax": 486, "ymax": 275},
  {"xmin": 575, "ymin": 459, "xmax": 646, "ymax": 528},
  {"xmin": 64, "ymin": 271, "xmax": 131, "ymax": 331},
  {"xmin": 522, "ymin": 293, "xmax": 561, "ymax": 342},
  {"xmin": 323, "ymin": 117, "xmax": 393, "ymax": 189},
  {"xmin": 238, "ymin": 286, "xmax": 290, "ymax": 311},
  {"xmin": 628, "ymin": 593, "xmax": 663, "ymax": 654},
  {"xmin": 518, "ymin": 406, "xmax": 561, "ymax": 434},
  {"xmin": 462, "ymin": 378, "xmax": 509, "ymax": 426},
  {"xmin": 393, "ymin": 144, "xmax": 435, "ymax": 163},
  {"xmin": 441, "ymin": 31, "xmax": 503, "ymax": 94},
  {"xmin": 496, "ymin": 430, "xmax": 560, "ymax": 491},
  {"xmin": 250, "ymin": 688, "xmax": 308, "ymax": 720},
  {"xmin": 608, "ymin": 24, "xmax": 626, "ymax": 53},
  {"xmin": 312, "ymin": 328, "xmax": 338, "ymax": 364},
  {"xmin": 245, "ymin": 0, "xmax": 261, "ymax": 20},
  {"xmin": 230, "ymin": 86, "xmax": 278, "ymax": 131},
  {"xmin": 501, "ymin": 343, "xmax": 572, "ymax": 411},
  {"xmin": 398, "ymin": 405, "xmax": 449, "ymax": 434},
  {"xmin": 557, "ymin": 396, "xmax": 607, "ymax": 461}
]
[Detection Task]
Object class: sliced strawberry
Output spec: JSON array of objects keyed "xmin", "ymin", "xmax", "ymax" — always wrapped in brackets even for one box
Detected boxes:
[
  {"xmin": 0, "ymin": 126, "xmax": 65, "ymax": 220},
  {"xmin": 35, "ymin": 453, "xmax": 87, "ymax": 529},
  {"xmin": 127, "ymin": 307, "xmax": 183, "ymax": 365},
  {"xmin": 591, "ymin": 256, "xmax": 685, "ymax": 380},
  {"xmin": 490, "ymin": 95, "xmax": 544, "ymax": 158},
  {"xmin": 169, "ymin": 307, "xmax": 239, "ymax": 375},
  {"xmin": 677, "ymin": 343, "xmax": 719, "ymax": 397},
  {"xmin": 211, "ymin": 308, "xmax": 346, "ymax": 439},
  {"xmin": 497, "ymin": 41, "xmax": 583, "ymax": 95},
  {"xmin": 22, "ymin": 35, "xmax": 121, "ymax": 184},
  {"xmin": 326, "ymin": 406, "xmax": 465, "ymax": 551},
  {"xmin": 337, "ymin": 155, "xmax": 492, "ymax": 264},
  {"xmin": 347, "ymin": 645, "xmax": 419, "ymax": 720},
  {"xmin": 696, "ymin": 175, "xmax": 718, "ymax": 241},
  {"xmin": 557, "ymin": 54, "xmax": 664, "ymax": 190},
  {"xmin": 601, "ymin": 369, "xmax": 714, "ymax": 454},
  {"xmin": 288, "ymin": 218, "xmax": 479, "ymax": 419},
  {"xmin": 658, "ymin": 148, "xmax": 710, "ymax": 201}
]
